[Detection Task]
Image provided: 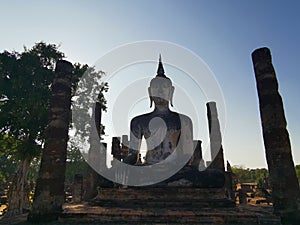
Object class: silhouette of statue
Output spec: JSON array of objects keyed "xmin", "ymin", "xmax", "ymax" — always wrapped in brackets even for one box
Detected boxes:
[
  {"xmin": 124, "ymin": 56, "xmax": 224, "ymax": 187},
  {"xmin": 124, "ymin": 55, "xmax": 193, "ymax": 165}
]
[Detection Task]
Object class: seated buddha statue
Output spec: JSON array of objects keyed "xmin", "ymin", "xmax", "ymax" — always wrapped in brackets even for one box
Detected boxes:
[{"xmin": 124, "ymin": 56, "xmax": 224, "ymax": 188}]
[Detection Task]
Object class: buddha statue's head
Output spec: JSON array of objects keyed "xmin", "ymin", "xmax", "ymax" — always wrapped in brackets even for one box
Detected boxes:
[{"xmin": 148, "ymin": 55, "xmax": 174, "ymax": 108}]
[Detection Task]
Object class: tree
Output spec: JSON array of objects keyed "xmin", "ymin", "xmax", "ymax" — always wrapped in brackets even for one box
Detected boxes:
[
  {"xmin": 232, "ymin": 166, "xmax": 269, "ymax": 184},
  {"xmin": 0, "ymin": 42, "xmax": 109, "ymax": 217},
  {"xmin": 0, "ymin": 134, "xmax": 19, "ymax": 187},
  {"xmin": 0, "ymin": 43, "xmax": 64, "ymax": 216},
  {"xmin": 65, "ymin": 147, "xmax": 87, "ymax": 184}
]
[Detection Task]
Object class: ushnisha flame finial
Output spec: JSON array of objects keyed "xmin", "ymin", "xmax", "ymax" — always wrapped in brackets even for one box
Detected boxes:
[{"xmin": 156, "ymin": 54, "xmax": 165, "ymax": 77}]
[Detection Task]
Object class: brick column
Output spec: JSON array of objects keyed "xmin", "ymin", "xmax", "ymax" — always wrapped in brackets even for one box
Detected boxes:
[{"xmin": 252, "ymin": 47, "xmax": 300, "ymax": 222}]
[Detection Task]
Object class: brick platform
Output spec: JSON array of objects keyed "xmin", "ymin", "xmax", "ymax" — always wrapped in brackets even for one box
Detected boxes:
[
  {"xmin": 59, "ymin": 187, "xmax": 281, "ymax": 224},
  {"xmin": 89, "ymin": 187, "xmax": 235, "ymax": 209},
  {"xmin": 60, "ymin": 203, "xmax": 281, "ymax": 224}
]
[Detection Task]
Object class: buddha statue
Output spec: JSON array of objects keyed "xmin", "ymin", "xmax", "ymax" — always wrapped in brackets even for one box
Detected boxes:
[
  {"xmin": 124, "ymin": 56, "xmax": 225, "ymax": 188},
  {"xmin": 124, "ymin": 55, "xmax": 192, "ymax": 165}
]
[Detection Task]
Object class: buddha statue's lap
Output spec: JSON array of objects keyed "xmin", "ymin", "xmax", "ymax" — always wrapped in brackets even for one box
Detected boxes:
[{"xmin": 123, "ymin": 56, "xmax": 225, "ymax": 188}]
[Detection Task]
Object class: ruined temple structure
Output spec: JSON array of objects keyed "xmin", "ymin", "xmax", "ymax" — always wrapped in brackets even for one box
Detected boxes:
[
  {"xmin": 252, "ymin": 47, "xmax": 300, "ymax": 223},
  {"xmin": 206, "ymin": 101, "xmax": 225, "ymax": 172},
  {"xmin": 27, "ymin": 55, "xmax": 287, "ymax": 224},
  {"xmin": 106, "ymin": 57, "xmax": 228, "ymax": 189},
  {"xmin": 59, "ymin": 57, "xmax": 281, "ymax": 224},
  {"xmin": 81, "ymin": 58, "xmax": 237, "ymax": 221}
]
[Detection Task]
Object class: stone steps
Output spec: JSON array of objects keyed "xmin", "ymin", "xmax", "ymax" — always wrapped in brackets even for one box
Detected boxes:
[
  {"xmin": 90, "ymin": 199, "xmax": 236, "ymax": 209},
  {"xmin": 59, "ymin": 187, "xmax": 281, "ymax": 224},
  {"xmin": 89, "ymin": 187, "xmax": 236, "ymax": 209},
  {"xmin": 60, "ymin": 203, "xmax": 281, "ymax": 224}
]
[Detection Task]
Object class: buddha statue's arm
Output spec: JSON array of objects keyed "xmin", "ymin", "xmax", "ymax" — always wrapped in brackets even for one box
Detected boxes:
[{"xmin": 123, "ymin": 117, "xmax": 142, "ymax": 165}]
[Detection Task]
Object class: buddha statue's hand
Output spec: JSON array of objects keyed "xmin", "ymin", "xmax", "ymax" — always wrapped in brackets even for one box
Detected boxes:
[{"xmin": 123, "ymin": 153, "xmax": 138, "ymax": 165}]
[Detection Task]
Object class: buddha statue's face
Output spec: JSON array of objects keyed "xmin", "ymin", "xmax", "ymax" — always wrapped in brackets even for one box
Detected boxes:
[{"xmin": 148, "ymin": 77, "xmax": 174, "ymax": 106}]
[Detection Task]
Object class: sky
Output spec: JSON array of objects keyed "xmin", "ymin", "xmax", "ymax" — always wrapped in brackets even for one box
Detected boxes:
[{"xmin": 1, "ymin": 0, "xmax": 299, "ymax": 168}]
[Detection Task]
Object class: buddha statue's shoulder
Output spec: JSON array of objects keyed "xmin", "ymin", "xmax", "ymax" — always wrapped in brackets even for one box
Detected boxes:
[
  {"xmin": 130, "ymin": 112, "xmax": 153, "ymax": 126},
  {"xmin": 175, "ymin": 112, "xmax": 193, "ymax": 127},
  {"xmin": 130, "ymin": 111, "xmax": 192, "ymax": 128}
]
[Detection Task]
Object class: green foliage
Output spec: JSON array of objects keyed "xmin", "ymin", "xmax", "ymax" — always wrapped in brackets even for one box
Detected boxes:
[
  {"xmin": 0, "ymin": 41, "xmax": 108, "ymax": 189},
  {"xmin": 0, "ymin": 134, "xmax": 19, "ymax": 186},
  {"xmin": 65, "ymin": 146, "xmax": 88, "ymax": 184},
  {"xmin": 232, "ymin": 165, "xmax": 300, "ymax": 185},
  {"xmin": 0, "ymin": 42, "xmax": 64, "ymax": 197},
  {"xmin": 0, "ymin": 153, "xmax": 18, "ymax": 186},
  {"xmin": 27, "ymin": 157, "xmax": 40, "ymax": 184},
  {"xmin": 0, "ymin": 42, "xmax": 64, "ymax": 159},
  {"xmin": 232, "ymin": 165, "xmax": 269, "ymax": 185}
]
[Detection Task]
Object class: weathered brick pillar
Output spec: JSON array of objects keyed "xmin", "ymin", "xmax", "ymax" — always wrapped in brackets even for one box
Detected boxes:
[
  {"xmin": 28, "ymin": 60, "xmax": 73, "ymax": 222},
  {"xmin": 72, "ymin": 174, "xmax": 83, "ymax": 203},
  {"xmin": 225, "ymin": 161, "xmax": 236, "ymax": 201},
  {"xmin": 252, "ymin": 47, "xmax": 300, "ymax": 222},
  {"xmin": 111, "ymin": 137, "xmax": 121, "ymax": 161},
  {"xmin": 189, "ymin": 140, "xmax": 202, "ymax": 168},
  {"xmin": 121, "ymin": 135, "xmax": 129, "ymax": 160},
  {"xmin": 206, "ymin": 101, "xmax": 225, "ymax": 172}
]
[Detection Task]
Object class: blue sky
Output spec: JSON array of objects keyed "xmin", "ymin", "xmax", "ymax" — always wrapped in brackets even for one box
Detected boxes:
[{"xmin": 1, "ymin": 0, "xmax": 299, "ymax": 168}]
